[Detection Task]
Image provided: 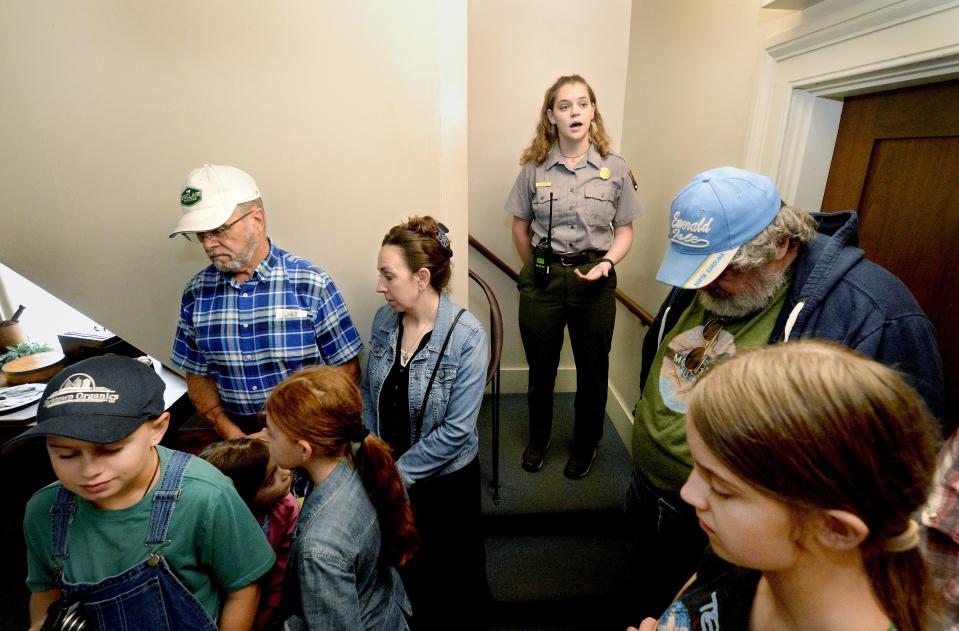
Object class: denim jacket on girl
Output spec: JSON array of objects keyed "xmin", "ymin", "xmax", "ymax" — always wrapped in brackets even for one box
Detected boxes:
[
  {"xmin": 362, "ymin": 293, "xmax": 488, "ymax": 487},
  {"xmin": 279, "ymin": 459, "xmax": 410, "ymax": 630}
]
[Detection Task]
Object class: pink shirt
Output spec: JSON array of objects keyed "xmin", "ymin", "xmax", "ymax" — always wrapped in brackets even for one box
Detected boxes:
[{"xmin": 255, "ymin": 492, "xmax": 301, "ymax": 631}]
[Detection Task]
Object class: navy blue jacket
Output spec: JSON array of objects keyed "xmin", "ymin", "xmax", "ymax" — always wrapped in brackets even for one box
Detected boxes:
[{"xmin": 640, "ymin": 211, "xmax": 944, "ymax": 422}]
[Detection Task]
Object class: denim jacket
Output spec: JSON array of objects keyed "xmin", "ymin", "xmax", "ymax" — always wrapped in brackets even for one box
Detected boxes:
[
  {"xmin": 279, "ymin": 459, "xmax": 410, "ymax": 630},
  {"xmin": 362, "ymin": 293, "xmax": 488, "ymax": 487}
]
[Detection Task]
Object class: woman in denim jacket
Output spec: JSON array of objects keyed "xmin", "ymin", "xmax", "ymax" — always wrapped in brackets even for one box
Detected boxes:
[
  {"xmin": 363, "ymin": 216, "xmax": 489, "ymax": 630},
  {"xmin": 265, "ymin": 366, "xmax": 417, "ymax": 630}
]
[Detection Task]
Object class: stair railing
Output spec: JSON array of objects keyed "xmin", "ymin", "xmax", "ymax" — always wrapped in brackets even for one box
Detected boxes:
[
  {"xmin": 467, "ymin": 235, "xmax": 656, "ymax": 504},
  {"xmin": 468, "ymin": 269, "xmax": 504, "ymax": 503},
  {"xmin": 468, "ymin": 235, "xmax": 654, "ymax": 326}
]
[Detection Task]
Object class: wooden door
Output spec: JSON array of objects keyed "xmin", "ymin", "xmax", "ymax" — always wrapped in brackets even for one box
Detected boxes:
[{"xmin": 822, "ymin": 79, "xmax": 959, "ymax": 433}]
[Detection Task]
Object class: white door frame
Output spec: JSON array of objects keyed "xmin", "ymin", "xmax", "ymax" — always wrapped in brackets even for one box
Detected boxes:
[{"xmin": 744, "ymin": 0, "xmax": 959, "ymax": 211}]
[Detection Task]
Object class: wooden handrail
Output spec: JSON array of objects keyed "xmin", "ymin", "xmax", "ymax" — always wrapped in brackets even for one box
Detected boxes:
[
  {"xmin": 469, "ymin": 236, "xmax": 518, "ymax": 283},
  {"xmin": 468, "ymin": 235, "xmax": 654, "ymax": 327}
]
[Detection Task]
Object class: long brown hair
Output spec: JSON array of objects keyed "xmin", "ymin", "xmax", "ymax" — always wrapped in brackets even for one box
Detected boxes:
[
  {"xmin": 265, "ymin": 366, "xmax": 418, "ymax": 566},
  {"xmin": 688, "ymin": 341, "xmax": 939, "ymax": 631},
  {"xmin": 519, "ymin": 74, "xmax": 612, "ymax": 165}
]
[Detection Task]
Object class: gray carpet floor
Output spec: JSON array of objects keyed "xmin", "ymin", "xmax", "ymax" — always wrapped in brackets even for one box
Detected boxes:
[{"xmin": 477, "ymin": 392, "xmax": 637, "ymax": 630}]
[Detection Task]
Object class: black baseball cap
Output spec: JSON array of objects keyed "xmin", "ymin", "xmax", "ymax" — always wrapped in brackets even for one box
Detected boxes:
[{"xmin": 2, "ymin": 354, "xmax": 165, "ymax": 453}]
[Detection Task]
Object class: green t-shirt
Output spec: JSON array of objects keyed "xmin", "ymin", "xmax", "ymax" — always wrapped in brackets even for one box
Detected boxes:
[
  {"xmin": 632, "ymin": 280, "xmax": 790, "ymax": 491},
  {"xmin": 24, "ymin": 445, "xmax": 276, "ymax": 620}
]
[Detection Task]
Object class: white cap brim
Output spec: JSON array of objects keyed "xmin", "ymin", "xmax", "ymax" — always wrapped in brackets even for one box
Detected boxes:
[
  {"xmin": 168, "ymin": 206, "xmax": 234, "ymax": 238},
  {"xmin": 655, "ymin": 244, "xmax": 741, "ymax": 289}
]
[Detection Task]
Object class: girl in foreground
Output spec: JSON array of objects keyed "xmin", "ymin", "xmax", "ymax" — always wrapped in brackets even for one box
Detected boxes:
[
  {"xmin": 265, "ymin": 366, "xmax": 416, "ymax": 630},
  {"xmin": 632, "ymin": 341, "xmax": 939, "ymax": 631}
]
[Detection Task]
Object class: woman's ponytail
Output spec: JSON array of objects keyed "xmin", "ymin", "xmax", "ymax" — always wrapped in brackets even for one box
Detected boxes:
[
  {"xmin": 351, "ymin": 434, "xmax": 419, "ymax": 567},
  {"xmin": 266, "ymin": 366, "xmax": 419, "ymax": 567}
]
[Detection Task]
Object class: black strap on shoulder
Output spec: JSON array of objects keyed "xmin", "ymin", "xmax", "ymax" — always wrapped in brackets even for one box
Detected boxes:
[{"xmin": 412, "ymin": 308, "xmax": 466, "ymax": 443}]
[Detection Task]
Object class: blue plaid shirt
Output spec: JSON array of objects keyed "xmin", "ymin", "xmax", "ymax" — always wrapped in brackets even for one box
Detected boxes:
[{"xmin": 172, "ymin": 240, "xmax": 362, "ymax": 417}]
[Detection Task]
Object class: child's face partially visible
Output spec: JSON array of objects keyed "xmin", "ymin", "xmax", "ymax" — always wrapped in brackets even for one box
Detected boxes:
[
  {"xmin": 680, "ymin": 419, "xmax": 801, "ymax": 571},
  {"xmin": 252, "ymin": 457, "xmax": 292, "ymax": 513},
  {"xmin": 265, "ymin": 415, "xmax": 305, "ymax": 471},
  {"xmin": 46, "ymin": 420, "xmax": 164, "ymax": 510}
]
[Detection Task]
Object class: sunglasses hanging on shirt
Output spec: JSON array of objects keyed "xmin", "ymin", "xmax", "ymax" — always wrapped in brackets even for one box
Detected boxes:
[{"xmin": 684, "ymin": 318, "xmax": 725, "ymax": 374}]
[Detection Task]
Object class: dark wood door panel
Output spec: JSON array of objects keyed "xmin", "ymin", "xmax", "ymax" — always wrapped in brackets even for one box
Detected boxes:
[
  {"xmin": 822, "ymin": 78, "xmax": 959, "ymax": 430},
  {"xmin": 822, "ymin": 79, "xmax": 959, "ymax": 212},
  {"xmin": 821, "ymin": 96, "xmax": 879, "ymax": 211},
  {"xmin": 858, "ymin": 136, "xmax": 959, "ymax": 324}
]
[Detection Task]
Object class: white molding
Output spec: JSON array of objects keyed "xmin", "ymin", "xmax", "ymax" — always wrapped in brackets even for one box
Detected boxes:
[
  {"xmin": 606, "ymin": 380, "xmax": 635, "ymax": 457},
  {"xmin": 794, "ymin": 47, "xmax": 959, "ymax": 96},
  {"xmin": 744, "ymin": 52, "xmax": 783, "ymax": 170},
  {"xmin": 746, "ymin": 0, "xmax": 959, "ymax": 205},
  {"xmin": 762, "ymin": 0, "xmax": 826, "ymax": 10},
  {"xmin": 776, "ymin": 89, "xmax": 817, "ymax": 204},
  {"xmin": 744, "ymin": 52, "xmax": 796, "ymax": 179},
  {"xmin": 766, "ymin": 0, "xmax": 959, "ymax": 62}
]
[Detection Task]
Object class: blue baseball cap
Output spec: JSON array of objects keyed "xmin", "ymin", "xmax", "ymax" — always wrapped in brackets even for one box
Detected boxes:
[{"xmin": 656, "ymin": 167, "xmax": 781, "ymax": 289}]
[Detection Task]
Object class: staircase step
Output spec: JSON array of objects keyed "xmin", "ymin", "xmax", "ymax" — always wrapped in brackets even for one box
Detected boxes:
[
  {"xmin": 477, "ymin": 392, "xmax": 635, "ymax": 606},
  {"xmin": 477, "ymin": 393, "xmax": 632, "ymax": 537},
  {"xmin": 485, "ymin": 535, "xmax": 630, "ymax": 602},
  {"xmin": 486, "ymin": 596, "xmax": 631, "ymax": 631}
]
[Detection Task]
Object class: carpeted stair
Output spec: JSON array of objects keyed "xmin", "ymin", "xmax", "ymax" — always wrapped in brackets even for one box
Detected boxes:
[{"xmin": 478, "ymin": 393, "xmax": 635, "ymax": 630}]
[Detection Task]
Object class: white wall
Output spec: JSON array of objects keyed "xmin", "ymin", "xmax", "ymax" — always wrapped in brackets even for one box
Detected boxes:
[
  {"xmin": 0, "ymin": 0, "xmax": 800, "ymax": 450},
  {"xmin": 467, "ymin": 0, "xmax": 634, "ymax": 401},
  {"xmin": 609, "ymin": 0, "xmax": 773, "ymax": 444},
  {"xmin": 0, "ymin": 1, "xmax": 467, "ymax": 366},
  {"xmin": 621, "ymin": 0, "xmax": 771, "ymax": 314}
]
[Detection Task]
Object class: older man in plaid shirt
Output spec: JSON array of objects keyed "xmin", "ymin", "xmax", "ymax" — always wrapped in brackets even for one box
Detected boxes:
[{"xmin": 169, "ymin": 165, "xmax": 362, "ymax": 439}]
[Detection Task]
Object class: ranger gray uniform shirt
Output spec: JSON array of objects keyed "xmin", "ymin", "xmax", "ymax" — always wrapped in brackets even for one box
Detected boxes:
[{"xmin": 505, "ymin": 144, "xmax": 643, "ymax": 253}]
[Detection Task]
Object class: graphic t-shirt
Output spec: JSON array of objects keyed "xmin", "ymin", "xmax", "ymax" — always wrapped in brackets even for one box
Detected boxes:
[
  {"xmin": 657, "ymin": 550, "xmax": 900, "ymax": 631},
  {"xmin": 632, "ymin": 277, "xmax": 791, "ymax": 490},
  {"xmin": 655, "ymin": 550, "xmax": 760, "ymax": 631}
]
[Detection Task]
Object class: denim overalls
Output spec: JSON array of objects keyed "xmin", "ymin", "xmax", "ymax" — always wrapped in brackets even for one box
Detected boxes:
[{"xmin": 49, "ymin": 450, "xmax": 217, "ymax": 630}]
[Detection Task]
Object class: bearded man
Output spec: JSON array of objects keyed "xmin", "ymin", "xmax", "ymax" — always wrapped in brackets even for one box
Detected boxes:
[
  {"xmin": 169, "ymin": 165, "xmax": 362, "ymax": 440},
  {"xmin": 625, "ymin": 166, "xmax": 943, "ymax": 619}
]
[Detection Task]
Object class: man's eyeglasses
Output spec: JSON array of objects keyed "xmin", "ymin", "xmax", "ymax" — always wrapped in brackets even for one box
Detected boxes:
[
  {"xmin": 181, "ymin": 209, "xmax": 257, "ymax": 243},
  {"xmin": 684, "ymin": 318, "xmax": 725, "ymax": 374}
]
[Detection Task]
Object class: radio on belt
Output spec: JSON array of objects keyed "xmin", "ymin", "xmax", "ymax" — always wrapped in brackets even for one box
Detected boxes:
[{"xmin": 533, "ymin": 192, "xmax": 554, "ymax": 287}]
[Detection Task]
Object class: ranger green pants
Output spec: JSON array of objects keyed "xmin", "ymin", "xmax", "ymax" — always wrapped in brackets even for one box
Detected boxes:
[{"xmin": 517, "ymin": 254, "xmax": 616, "ymax": 450}]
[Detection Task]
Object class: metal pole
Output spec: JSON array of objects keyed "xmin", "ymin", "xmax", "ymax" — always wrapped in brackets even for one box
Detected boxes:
[{"xmin": 491, "ymin": 366, "xmax": 500, "ymax": 504}]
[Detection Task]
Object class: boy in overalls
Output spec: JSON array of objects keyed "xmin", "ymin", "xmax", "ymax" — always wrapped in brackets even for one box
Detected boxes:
[{"xmin": 5, "ymin": 354, "xmax": 276, "ymax": 630}]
